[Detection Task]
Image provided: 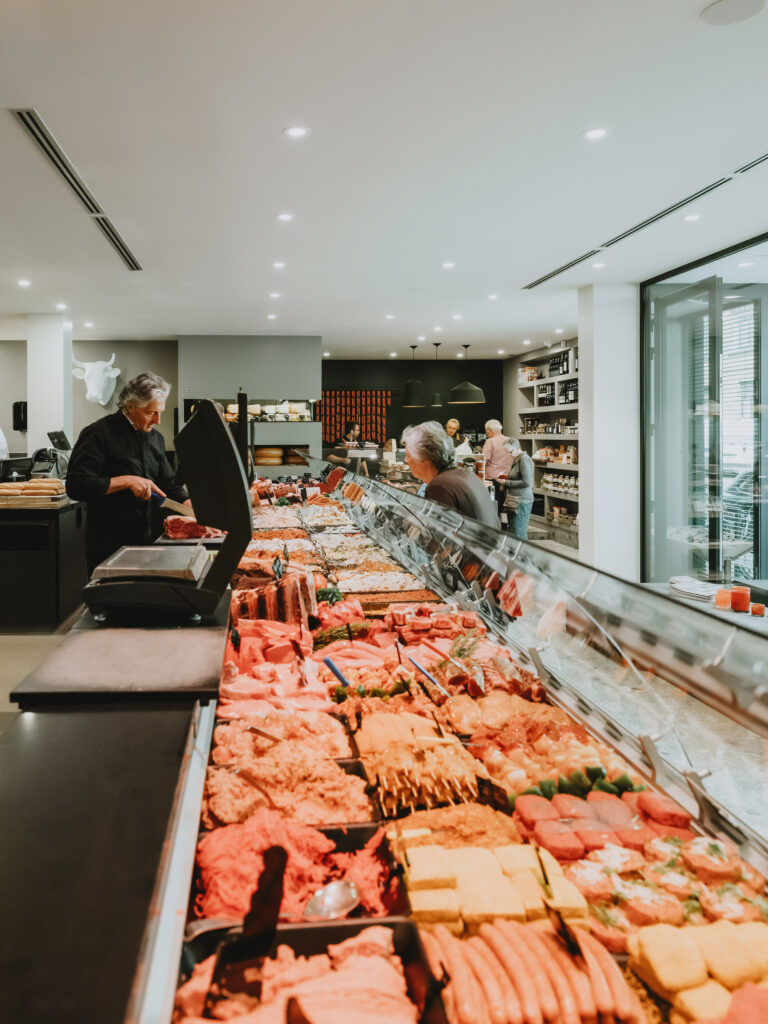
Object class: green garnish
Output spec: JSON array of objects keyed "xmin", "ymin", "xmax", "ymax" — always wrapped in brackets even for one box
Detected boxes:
[
  {"xmin": 707, "ymin": 842, "xmax": 726, "ymax": 860},
  {"xmin": 661, "ymin": 857, "xmax": 680, "ymax": 869},
  {"xmin": 747, "ymin": 895, "xmax": 768, "ymax": 918},
  {"xmin": 317, "ymin": 586, "xmax": 344, "ymax": 605},
  {"xmin": 683, "ymin": 897, "xmax": 703, "ymax": 920},
  {"xmin": 666, "ymin": 836, "xmax": 684, "ymax": 848},
  {"xmin": 591, "ymin": 903, "xmax": 621, "ymax": 928},
  {"xmin": 449, "ymin": 630, "xmax": 481, "ymax": 660}
]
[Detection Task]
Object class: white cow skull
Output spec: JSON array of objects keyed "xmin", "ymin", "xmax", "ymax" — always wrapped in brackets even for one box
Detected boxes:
[{"xmin": 72, "ymin": 352, "xmax": 121, "ymax": 406}]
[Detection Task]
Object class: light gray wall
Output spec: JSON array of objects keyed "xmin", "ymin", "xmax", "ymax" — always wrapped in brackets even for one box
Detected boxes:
[
  {"xmin": 0, "ymin": 340, "xmax": 27, "ymax": 454},
  {"xmin": 178, "ymin": 335, "xmax": 322, "ymax": 420},
  {"xmin": 72, "ymin": 339, "xmax": 179, "ymax": 449}
]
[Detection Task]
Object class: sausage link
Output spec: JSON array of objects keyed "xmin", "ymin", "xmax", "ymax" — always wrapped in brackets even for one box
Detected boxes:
[
  {"xmin": 463, "ymin": 938, "xmax": 507, "ymax": 1024},
  {"xmin": 468, "ymin": 935, "xmax": 524, "ymax": 1024},
  {"xmin": 494, "ymin": 920, "xmax": 559, "ymax": 1022},
  {"xmin": 538, "ymin": 929, "xmax": 596, "ymax": 1020},
  {"xmin": 520, "ymin": 926, "xmax": 580, "ymax": 1024},
  {"xmin": 579, "ymin": 931, "xmax": 634, "ymax": 1022},
  {"xmin": 575, "ymin": 930, "xmax": 614, "ymax": 1016},
  {"xmin": 478, "ymin": 923, "xmax": 543, "ymax": 1024},
  {"xmin": 432, "ymin": 924, "xmax": 486, "ymax": 1024},
  {"xmin": 420, "ymin": 929, "xmax": 458, "ymax": 1024}
]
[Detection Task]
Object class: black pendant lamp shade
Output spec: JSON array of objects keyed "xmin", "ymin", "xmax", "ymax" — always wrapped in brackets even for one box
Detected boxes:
[
  {"xmin": 449, "ymin": 344, "xmax": 486, "ymax": 404},
  {"xmin": 430, "ymin": 342, "xmax": 443, "ymax": 407},
  {"xmin": 401, "ymin": 345, "xmax": 425, "ymax": 407}
]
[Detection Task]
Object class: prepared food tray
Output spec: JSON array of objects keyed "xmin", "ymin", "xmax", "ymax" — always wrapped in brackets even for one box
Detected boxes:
[
  {"xmin": 335, "ymin": 569, "xmax": 424, "ymax": 593},
  {"xmin": 201, "ymin": 756, "xmax": 382, "ymax": 830},
  {"xmin": 188, "ymin": 814, "xmax": 409, "ymax": 926},
  {"xmin": 211, "ymin": 710, "xmax": 356, "ymax": 761},
  {"xmin": 175, "ymin": 920, "xmax": 448, "ymax": 1024}
]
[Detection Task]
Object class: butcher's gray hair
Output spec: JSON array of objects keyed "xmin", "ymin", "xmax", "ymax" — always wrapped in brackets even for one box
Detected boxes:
[
  {"xmin": 401, "ymin": 421, "xmax": 457, "ymax": 473},
  {"xmin": 118, "ymin": 372, "xmax": 171, "ymax": 409},
  {"xmin": 484, "ymin": 419, "xmax": 503, "ymax": 433}
]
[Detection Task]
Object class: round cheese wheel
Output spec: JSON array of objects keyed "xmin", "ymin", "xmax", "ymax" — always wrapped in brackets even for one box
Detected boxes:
[
  {"xmin": 254, "ymin": 457, "xmax": 284, "ymax": 466},
  {"xmin": 253, "ymin": 447, "xmax": 284, "ymax": 459}
]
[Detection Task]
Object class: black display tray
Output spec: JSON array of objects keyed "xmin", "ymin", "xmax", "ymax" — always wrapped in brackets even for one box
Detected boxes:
[
  {"xmin": 187, "ymin": 822, "xmax": 410, "ymax": 927},
  {"xmin": 178, "ymin": 919, "xmax": 449, "ymax": 1024},
  {"xmin": 200, "ymin": 758, "xmax": 383, "ymax": 831}
]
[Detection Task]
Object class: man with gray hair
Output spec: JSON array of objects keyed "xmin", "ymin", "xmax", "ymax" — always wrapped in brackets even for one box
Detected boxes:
[
  {"xmin": 401, "ymin": 420, "xmax": 498, "ymax": 527},
  {"xmin": 66, "ymin": 371, "xmax": 189, "ymax": 572}
]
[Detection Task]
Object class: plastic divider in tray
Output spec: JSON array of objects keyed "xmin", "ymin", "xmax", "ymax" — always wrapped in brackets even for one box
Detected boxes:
[{"xmin": 178, "ymin": 919, "xmax": 449, "ymax": 1024}]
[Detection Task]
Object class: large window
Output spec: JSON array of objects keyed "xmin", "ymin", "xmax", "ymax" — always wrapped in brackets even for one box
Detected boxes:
[{"xmin": 642, "ymin": 237, "xmax": 768, "ymax": 585}]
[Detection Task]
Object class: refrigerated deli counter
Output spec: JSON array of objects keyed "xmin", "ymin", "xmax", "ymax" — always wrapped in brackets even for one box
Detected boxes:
[{"xmin": 3, "ymin": 465, "xmax": 768, "ymax": 1024}]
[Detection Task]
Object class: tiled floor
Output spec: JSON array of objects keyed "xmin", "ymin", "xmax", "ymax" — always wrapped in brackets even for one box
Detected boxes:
[{"xmin": 0, "ymin": 633, "xmax": 66, "ymax": 735}]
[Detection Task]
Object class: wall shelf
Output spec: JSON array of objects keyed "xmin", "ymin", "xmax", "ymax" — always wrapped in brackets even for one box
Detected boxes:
[{"xmin": 534, "ymin": 462, "xmax": 579, "ymax": 472}]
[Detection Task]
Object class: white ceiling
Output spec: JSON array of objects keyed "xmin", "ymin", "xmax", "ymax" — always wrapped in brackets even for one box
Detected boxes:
[{"xmin": 1, "ymin": 0, "xmax": 767, "ymax": 358}]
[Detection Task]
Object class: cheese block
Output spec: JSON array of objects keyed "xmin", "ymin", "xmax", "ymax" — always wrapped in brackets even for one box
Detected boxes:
[
  {"xmin": 445, "ymin": 847, "xmax": 504, "ymax": 879},
  {"xmin": 253, "ymin": 447, "xmax": 285, "ymax": 459},
  {"xmin": 545, "ymin": 876, "xmax": 588, "ymax": 918},
  {"xmin": 493, "ymin": 844, "xmax": 563, "ymax": 879},
  {"xmin": 690, "ymin": 921, "xmax": 768, "ymax": 988},
  {"xmin": 455, "ymin": 872, "xmax": 525, "ymax": 929},
  {"xmin": 404, "ymin": 845, "xmax": 456, "ymax": 891},
  {"xmin": 673, "ymin": 979, "xmax": 732, "ymax": 1021},
  {"xmin": 507, "ymin": 869, "xmax": 547, "ymax": 920},
  {"xmin": 636, "ymin": 924, "xmax": 708, "ymax": 992},
  {"xmin": 410, "ymin": 888, "xmax": 461, "ymax": 924}
]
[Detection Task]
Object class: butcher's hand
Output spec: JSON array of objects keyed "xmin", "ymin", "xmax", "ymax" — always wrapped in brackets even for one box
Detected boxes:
[{"xmin": 107, "ymin": 475, "xmax": 166, "ymax": 501}]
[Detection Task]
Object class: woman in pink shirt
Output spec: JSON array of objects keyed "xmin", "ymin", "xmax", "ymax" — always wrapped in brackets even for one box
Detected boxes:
[{"xmin": 482, "ymin": 420, "xmax": 514, "ymax": 480}]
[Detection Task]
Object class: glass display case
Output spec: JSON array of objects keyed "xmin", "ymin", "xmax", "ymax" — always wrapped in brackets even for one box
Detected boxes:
[{"xmin": 330, "ymin": 468, "xmax": 768, "ymax": 870}]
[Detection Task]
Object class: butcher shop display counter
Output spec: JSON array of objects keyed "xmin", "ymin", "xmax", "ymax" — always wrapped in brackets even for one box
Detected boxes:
[{"xmin": 337, "ymin": 473, "xmax": 768, "ymax": 864}]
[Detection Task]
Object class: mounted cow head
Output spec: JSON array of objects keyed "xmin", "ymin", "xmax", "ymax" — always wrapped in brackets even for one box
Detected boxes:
[{"xmin": 72, "ymin": 353, "xmax": 121, "ymax": 406}]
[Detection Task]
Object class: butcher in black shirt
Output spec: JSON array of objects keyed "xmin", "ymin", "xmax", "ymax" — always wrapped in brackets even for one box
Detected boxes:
[{"xmin": 66, "ymin": 372, "xmax": 189, "ymax": 572}]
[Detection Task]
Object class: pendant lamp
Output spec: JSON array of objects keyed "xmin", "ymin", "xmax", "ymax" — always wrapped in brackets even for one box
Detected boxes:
[
  {"xmin": 430, "ymin": 342, "xmax": 443, "ymax": 407},
  {"xmin": 448, "ymin": 344, "xmax": 486, "ymax": 404},
  {"xmin": 401, "ymin": 345, "xmax": 425, "ymax": 407}
]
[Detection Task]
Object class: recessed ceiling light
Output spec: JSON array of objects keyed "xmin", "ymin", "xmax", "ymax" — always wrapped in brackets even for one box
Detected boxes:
[
  {"xmin": 433, "ymin": 326, "xmax": 443, "ymax": 332},
  {"xmin": 283, "ymin": 126, "xmax": 309, "ymax": 138},
  {"xmin": 684, "ymin": 213, "xmax": 700, "ymax": 222},
  {"xmin": 487, "ymin": 293, "xmax": 498, "ymax": 300},
  {"xmin": 700, "ymin": 0, "xmax": 765, "ymax": 27},
  {"xmin": 725, "ymin": 294, "xmax": 743, "ymax": 299},
  {"xmin": 84, "ymin": 321, "xmax": 94, "ymax": 328},
  {"xmin": 582, "ymin": 128, "xmax": 607, "ymax": 140},
  {"xmin": 385, "ymin": 314, "xmax": 395, "ymax": 320},
  {"xmin": 389, "ymin": 352, "xmax": 397, "ymax": 357},
  {"xmin": 417, "ymin": 335, "xmax": 426, "ymax": 341},
  {"xmin": 452, "ymin": 314, "xmax": 463, "ymax": 321},
  {"xmin": 267, "ymin": 314, "xmax": 277, "ymax": 319},
  {"xmin": 276, "ymin": 212, "xmax": 293, "ymax": 222},
  {"xmin": 17, "ymin": 279, "xmax": 31, "ymax": 287},
  {"xmin": 554, "ymin": 328, "xmax": 564, "ymax": 334},
  {"xmin": 55, "ymin": 303, "xmax": 67, "ymax": 310},
  {"xmin": 523, "ymin": 339, "xmax": 531, "ymax": 345},
  {"xmin": 323, "ymin": 351, "xmax": 330, "ymax": 357},
  {"xmin": 441, "ymin": 262, "xmax": 455, "ymax": 269},
  {"xmin": 738, "ymin": 261, "xmax": 756, "ymax": 267},
  {"xmin": 592, "ymin": 262, "xmax": 605, "ymax": 269},
  {"xmin": 457, "ymin": 352, "xmax": 464, "ymax": 358},
  {"xmin": 272, "ymin": 261, "xmax": 286, "ymax": 269},
  {"xmin": 269, "ymin": 292, "xmax": 280, "ymax": 299},
  {"xmin": 497, "ymin": 349, "xmax": 505, "ymax": 355}
]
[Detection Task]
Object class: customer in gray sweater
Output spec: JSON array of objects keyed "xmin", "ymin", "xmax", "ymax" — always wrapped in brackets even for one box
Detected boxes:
[{"xmin": 499, "ymin": 438, "xmax": 534, "ymax": 539}]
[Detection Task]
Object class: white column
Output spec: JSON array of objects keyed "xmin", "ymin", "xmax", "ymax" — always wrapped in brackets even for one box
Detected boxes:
[
  {"xmin": 26, "ymin": 314, "xmax": 73, "ymax": 454},
  {"xmin": 578, "ymin": 285, "xmax": 641, "ymax": 580}
]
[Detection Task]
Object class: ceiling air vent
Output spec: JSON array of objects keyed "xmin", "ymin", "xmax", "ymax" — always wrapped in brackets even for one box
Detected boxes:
[
  {"xmin": 601, "ymin": 177, "xmax": 732, "ymax": 248},
  {"xmin": 10, "ymin": 107, "xmax": 142, "ymax": 271},
  {"xmin": 523, "ymin": 251, "xmax": 602, "ymax": 290}
]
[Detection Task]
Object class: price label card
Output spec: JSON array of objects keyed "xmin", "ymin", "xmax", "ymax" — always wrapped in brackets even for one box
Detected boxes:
[
  {"xmin": 283, "ymin": 543, "xmax": 290, "ymax": 564},
  {"xmin": 272, "ymin": 556, "xmax": 284, "ymax": 579},
  {"xmin": 476, "ymin": 776, "xmax": 514, "ymax": 815}
]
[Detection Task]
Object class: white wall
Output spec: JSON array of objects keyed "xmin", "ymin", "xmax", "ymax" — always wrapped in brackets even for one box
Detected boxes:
[
  {"xmin": 578, "ymin": 284, "xmax": 641, "ymax": 580},
  {"xmin": 71, "ymin": 338, "xmax": 179, "ymax": 450},
  {"xmin": 0, "ymin": 340, "xmax": 27, "ymax": 454}
]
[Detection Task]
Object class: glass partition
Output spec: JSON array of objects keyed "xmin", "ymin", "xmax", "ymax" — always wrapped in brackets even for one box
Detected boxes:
[
  {"xmin": 328, "ymin": 465, "xmax": 768, "ymax": 857},
  {"xmin": 642, "ymin": 235, "xmax": 768, "ymax": 587}
]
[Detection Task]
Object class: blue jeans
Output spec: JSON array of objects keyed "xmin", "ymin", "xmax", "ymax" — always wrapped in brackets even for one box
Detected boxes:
[{"xmin": 508, "ymin": 499, "xmax": 533, "ymax": 540}]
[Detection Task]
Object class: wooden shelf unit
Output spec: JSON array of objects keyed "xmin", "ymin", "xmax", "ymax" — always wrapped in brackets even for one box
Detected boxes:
[{"xmin": 514, "ymin": 341, "xmax": 579, "ymax": 550}]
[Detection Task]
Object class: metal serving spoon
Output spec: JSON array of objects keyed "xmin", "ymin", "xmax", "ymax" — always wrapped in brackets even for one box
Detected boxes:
[{"xmin": 303, "ymin": 879, "xmax": 360, "ymax": 920}]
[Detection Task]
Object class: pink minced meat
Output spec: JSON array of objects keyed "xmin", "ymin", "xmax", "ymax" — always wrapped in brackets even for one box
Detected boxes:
[
  {"xmin": 195, "ymin": 808, "xmax": 391, "ymax": 920},
  {"xmin": 173, "ymin": 927, "xmax": 417, "ymax": 1024}
]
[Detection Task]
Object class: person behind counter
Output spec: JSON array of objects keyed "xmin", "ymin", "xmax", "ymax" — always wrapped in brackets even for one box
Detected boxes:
[
  {"xmin": 66, "ymin": 372, "xmax": 190, "ymax": 573},
  {"xmin": 326, "ymin": 420, "xmax": 369, "ymax": 476},
  {"xmin": 401, "ymin": 421, "xmax": 498, "ymax": 527},
  {"xmin": 445, "ymin": 417, "xmax": 464, "ymax": 446},
  {"xmin": 482, "ymin": 419, "xmax": 514, "ymax": 481},
  {"xmin": 498, "ymin": 437, "xmax": 534, "ymax": 539}
]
